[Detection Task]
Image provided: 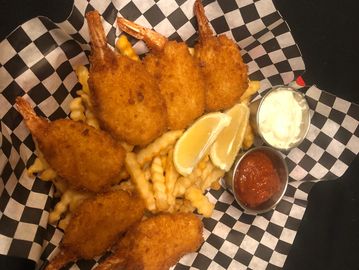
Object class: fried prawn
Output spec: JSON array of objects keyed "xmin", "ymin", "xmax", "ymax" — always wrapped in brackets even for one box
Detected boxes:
[
  {"xmin": 46, "ymin": 190, "xmax": 145, "ymax": 270},
  {"xmin": 15, "ymin": 97, "xmax": 125, "ymax": 192},
  {"xmin": 194, "ymin": 0, "xmax": 248, "ymax": 111},
  {"xmin": 117, "ymin": 18, "xmax": 206, "ymax": 130},
  {"xmin": 95, "ymin": 213, "xmax": 203, "ymax": 270},
  {"xmin": 86, "ymin": 11, "xmax": 167, "ymax": 145}
]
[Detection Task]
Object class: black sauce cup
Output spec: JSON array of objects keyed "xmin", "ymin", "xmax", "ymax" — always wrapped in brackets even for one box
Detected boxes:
[{"xmin": 223, "ymin": 146, "xmax": 289, "ymax": 214}]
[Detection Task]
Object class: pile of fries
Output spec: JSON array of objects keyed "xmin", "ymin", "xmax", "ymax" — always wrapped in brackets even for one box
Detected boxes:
[
  {"xmin": 27, "ymin": 35, "xmax": 259, "ymax": 230},
  {"xmin": 124, "ymin": 130, "xmax": 225, "ymax": 216}
]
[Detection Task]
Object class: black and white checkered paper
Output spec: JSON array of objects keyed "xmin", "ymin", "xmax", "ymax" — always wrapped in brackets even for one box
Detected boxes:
[{"xmin": 0, "ymin": 0, "xmax": 358, "ymax": 269}]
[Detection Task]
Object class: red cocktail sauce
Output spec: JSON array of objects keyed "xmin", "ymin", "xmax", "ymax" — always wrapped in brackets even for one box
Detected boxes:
[{"xmin": 234, "ymin": 151, "xmax": 281, "ymax": 208}]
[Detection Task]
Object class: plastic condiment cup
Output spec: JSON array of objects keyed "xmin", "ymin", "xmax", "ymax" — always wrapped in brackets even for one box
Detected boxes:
[
  {"xmin": 223, "ymin": 146, "xmax": 288, "ymax": 214},
  {"xmin": 249, "ymin": 86, "xmax": 311, "ymax": 151}
]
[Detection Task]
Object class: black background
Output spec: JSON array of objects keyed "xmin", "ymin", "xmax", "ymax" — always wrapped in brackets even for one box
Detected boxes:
[{"xmin": 0, "ymin": 1, "xmax": 358, "ymax": 269}]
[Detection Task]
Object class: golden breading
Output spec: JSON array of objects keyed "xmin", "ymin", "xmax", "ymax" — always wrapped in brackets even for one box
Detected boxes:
[
  {"xmin": 62, "ymin": 190, "xmax": 145, "ymax": 259},
  {"xmin": 144, "ymin": 41, "xmax": 206, "ymax": 130},
  {"xmin": 95, "ymin": 213, "xmax": 203, "ymax": 270},
  {"xmin": 86, "ymin": 11, "xmax": 167, "ymax": 146},
  {"xmin": 194, "ymin": 0, "xmax": 248, "ymax": 112},
  {"xmin": 15, "ymin": 97, "xmax": 125, "ymax": 193},
  {"xmin": 195, "ymin": 35, "xmax": 248, "ymax": 112},
  {"xmin": 46, "ymin": 190, "xmax": 145, "ymax": 270},
  {"xmin": 117, "ymin": 18, "xmax": 206, "ymax": 130}
]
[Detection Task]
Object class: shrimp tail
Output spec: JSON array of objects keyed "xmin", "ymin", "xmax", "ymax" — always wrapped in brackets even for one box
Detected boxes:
[
  {"xmin": 86, "ymin": 11, "xmax": 116, "ymax": 67},
  {"xmin": 86, "ymin": 11, "xmax": 108, "ymax": 50},
  {"xmin": 15, "ymin": 97, "xmax": 48, "ymax": 135},
  {"xmin": 194, "ymin": 0, "xmax": 214, "ymax": 40},
  {"xmin": 117, "ymin": 17, "xmax": 167, "ymax": 52},
  {"xmin": 15, "ymin": 97, "xmax": 38, "ymax": 123}
]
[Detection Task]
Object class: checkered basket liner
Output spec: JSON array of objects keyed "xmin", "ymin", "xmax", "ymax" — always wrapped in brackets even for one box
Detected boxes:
[{"xmin": 0, "ymin": 0, "xmax": 358, "ymax": 269}]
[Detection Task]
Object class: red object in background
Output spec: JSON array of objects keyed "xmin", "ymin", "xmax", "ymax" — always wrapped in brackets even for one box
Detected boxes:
[{"xmin": 296, "ymin": 76, "xmax": 306, "ymax": 87}]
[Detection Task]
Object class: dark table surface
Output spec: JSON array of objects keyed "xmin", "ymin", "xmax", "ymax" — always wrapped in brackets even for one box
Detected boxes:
[{"xmin": 0, "ymin": 1, "xmax": 358, "ymax": 269}]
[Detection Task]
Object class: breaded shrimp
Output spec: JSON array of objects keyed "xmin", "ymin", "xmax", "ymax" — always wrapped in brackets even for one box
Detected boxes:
[
  {"xmin": 86, "ymin": 11, "xmax": 167, "ymax": 145},
  {"xmin": 194, "ymin": 0, "xmax": 248, "ymax": 112},
  {"xmin": 117, "ymin": 18, "xmax": 206, "ymax": 130},
  {"xmin": 46, "ymin": 190, "xmax": 145, "ymax": 270},
  {"xmin": 15, "ymin": 97, "xmax": 125, "ymax": 193},
  {"xmin": 95, "ymin": 213, "xmax": 203, "ymax": 270}
]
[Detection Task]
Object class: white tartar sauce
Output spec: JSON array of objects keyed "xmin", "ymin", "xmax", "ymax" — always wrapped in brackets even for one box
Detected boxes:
[{"xmin": 258, "ymin": 88, "xmax": 306, "ymax": 149}]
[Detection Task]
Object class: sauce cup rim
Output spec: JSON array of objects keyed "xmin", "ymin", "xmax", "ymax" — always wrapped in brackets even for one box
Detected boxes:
[
  {"xmin": 231, "ymin": 146, "xmax": 289, "ymax": 215},
  {"xmin": 256, "ymin": 85, "xmax": 311, "ymax": 152}
]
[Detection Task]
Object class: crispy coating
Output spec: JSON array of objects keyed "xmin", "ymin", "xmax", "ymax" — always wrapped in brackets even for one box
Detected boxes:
[
  {"xmin": 117, "ymin": 18, "xmax": 205, "ymax": 130},
  {"xmin": 86, "ymin": 11, "xmax": 167, "ymax": 146},
  {"xmin": 194, "ymin": 0, "xmax": 248, "ymax": 112},
  {"xmin": 144, "ymin": 41, "xmax": 206, "ymax": 130},
  {"xmin": 95, "ymin": 213, "xmax": 204, "ymax": 270},
  {"xmin": 15, "ymin": 97, "xmax": 125, "ymax": 193},
  {"xmin": 46, "ymin": 190, "xmax": 145, "ymax": 270},
  {"xmin": 194, "ymin": 36, "xmax": 248, "ymax": 111},
  {"xmin": 63, "ymin": 190, "xmax": 145, "ymax": 258}
]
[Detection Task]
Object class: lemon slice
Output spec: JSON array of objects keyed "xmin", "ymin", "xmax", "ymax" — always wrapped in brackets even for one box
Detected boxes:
[
  {"xmin": 210, "ymin": 103, "xmax": 250, "ymax": 171},
  {"xmin": 173, "ymin": 112, "xmax": 231, "ymax": 176}
]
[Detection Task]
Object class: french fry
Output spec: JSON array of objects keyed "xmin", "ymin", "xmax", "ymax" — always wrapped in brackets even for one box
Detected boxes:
[
  {"xmin": 27, "ymin": 153, "xmax": 58, "ymax": 181},
  {"xmin": 85, "ymin": 110, "xmax": 100, "ymax": 129},
  {"xmin": 174, "ymin": 198, "xmax": 195, "ymax": 213},
  {"xmin": 197, "ymin": 155, "xmax": 209, "ymax": 170},
  {"xmin": 27, "ymin": 158, "xmax": 45, "ymax": 176},
  {"xmin": 188, "ymin": 47, "xmax": 195, "ymax": 56},
  {"xmin": 125, "ymin": 152, "xmax": 156, "ymax": 211},
  {"xmin": 118, "ymin": 168, "xmax": 130, "ymax": 181},
  {"xmin": 48, "ymin": 189, "xmax": 75, "ymax": 224},
  {"xmin": 173, "ymin": 198, "xmax": 184, "ymax": 213},
  {"xmin": 110, "ymin": 168, "xmax": 130, "ymax": 186},
  {"xmin": 199, "ymin": 160, "xmax": 214, "ymax": 182},
  {"xmin": 71, "ymin": 104, "xmax": 85, "ymax": 117},
  {"xmin": 165, "ymin": 148, "xmax": 178, "ymax": 209},
  {"xmin": 58, "ymin": 213, "xmax": 72, "ymax": 231},
  {"xmin": 242, "ymin": 123, "xmax": 254, "ymax": 150},
  {"xmin": 69, "ymin": 97, "xmax": 85, "ymax": 113},
  {"xmin": 185, "ymin": 186, "xmax": 214, "ymax": 217},
  {"xmin": 73, "ymin": 65, "xmax": 101, "ymax": 129},
  {"xmin": 160, "ymin": 154, "xmax": 167, "ymax": 170},
  {"xmin": 70, "ymin": 110, "xmax": 86, "ymax": 122},
  {"xmin": 173, "ymin": 176, "xmax": 192, "ymax": 197},
  {"xmin": 39, "ymin": 168, "xmax": 57, "ymax": 181},
  {"xmin": 75, "ymin": 65, "xmax": 90, "ymax": 94},
  {"xmin": 56, "ymin": 189, "xmax": 90, "ymax": 231},
  {"xmin": 68, "ymin": 191, "xmax": 90, "ymax": 212},
  {"xmin": 210, "ymin": 180, "xmax": 221, "ymax": 190},
  {"xmin": 200, "ymin": 168, "xmax": 225, "ymax": 192},
  {"xmin": 151, "ymin": 156, "xmax": 168, "ymax": 211},
  {"xmin": 120, "ymin": 142, "xmax": 134, "ymax": 152},
  {"xmin": 173, "ymin": 160, "xmax": 202, "ymax": 197},
  {"xmin": 136, "ymin": 130, "xmax": 184, "ymax": 166},
  {"xmin": 78, "ymin": 91, "xmax": 92, "ymax": 109},
  {"xmin": 180, "ymin": 199, "xmax": 196, "ymax": 213},
  {"xmin": 240, "ymin": 80, "xmax": 260, "ymax": 102},
  {"xmin": 187, "ymin": 165, "xmax": 202, "ymax": 186},
  {"xmin": 116, "ymin": 35, "xmax": 140, "ymax": 62}
]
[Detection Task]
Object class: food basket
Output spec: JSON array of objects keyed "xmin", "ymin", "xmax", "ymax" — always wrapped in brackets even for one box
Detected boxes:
[{"xmin": 0, "ymin": 0, "xmax": 358, "ymax": 269}]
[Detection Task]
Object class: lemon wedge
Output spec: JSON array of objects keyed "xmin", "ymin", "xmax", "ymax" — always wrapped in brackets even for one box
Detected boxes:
[
  {"xmin": 210, "ymin": 103, "xmax": 250, "ymax": 171},
  {"xmin": 173, "ymin": 112, "xmax": 231, "ymax": 176}
]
